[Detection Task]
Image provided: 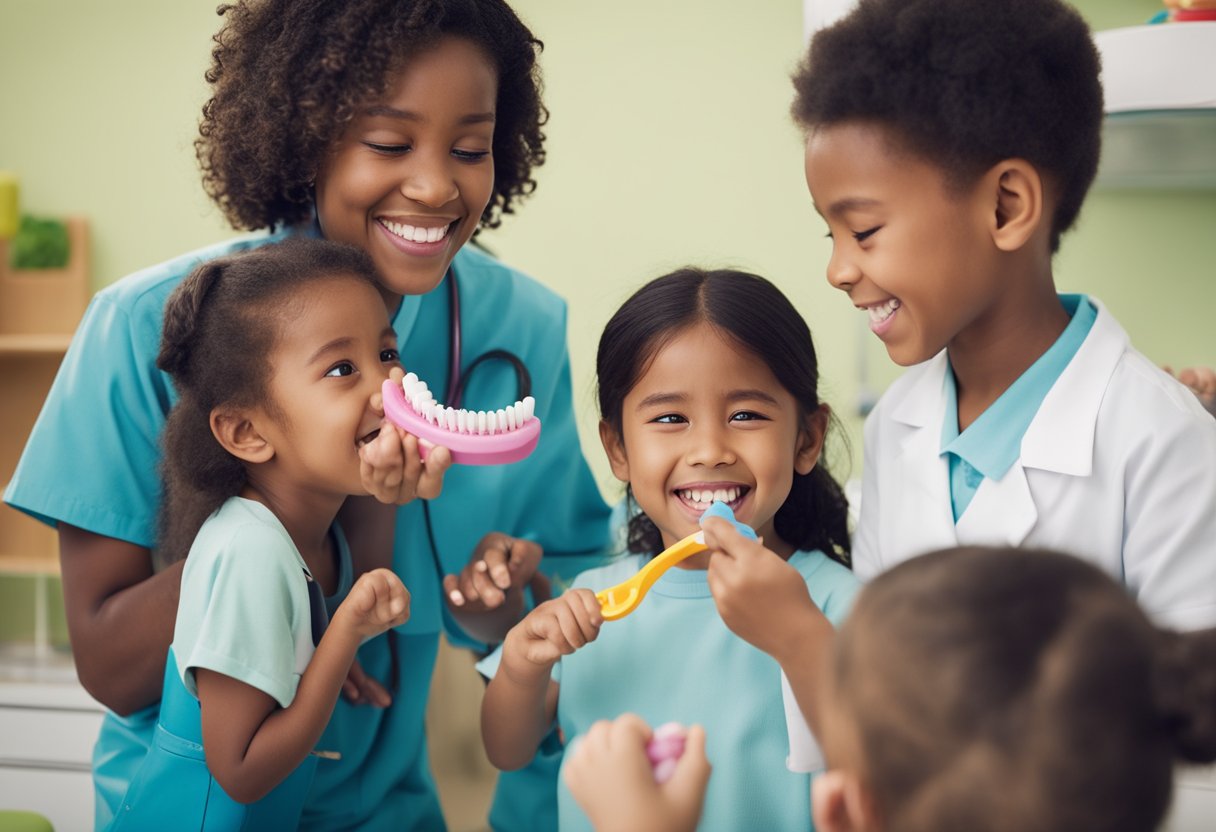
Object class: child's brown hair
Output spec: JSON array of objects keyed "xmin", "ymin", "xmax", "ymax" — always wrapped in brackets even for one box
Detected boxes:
[{"xmin": 832, "ymin": 546, "xmax": 1216, "ymax": 832}]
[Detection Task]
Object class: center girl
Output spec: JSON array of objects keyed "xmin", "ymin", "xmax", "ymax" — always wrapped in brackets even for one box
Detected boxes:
[{"xmin": 480, "ymin": 268, "xmax": 862, "ymax": 831}]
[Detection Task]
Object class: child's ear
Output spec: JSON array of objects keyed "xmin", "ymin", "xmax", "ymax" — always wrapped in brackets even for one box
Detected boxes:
[
  {"xmin": 985, "ymin": 158, "xmax": 1044, "ymax": 253},
  {"xmin": 795, "ymin": 405, "xmax": 830, "ymax": 476},
  {"xmin": 598, "ymin": 419, "xmax": 630, "ymax": 484},
  {"xmin": 812, "ymin": 770, "xmax": 875, "ymax": 832},
  {"xmin": 211, "ymin": 408, "xmax": 275, "ymax": 464}
]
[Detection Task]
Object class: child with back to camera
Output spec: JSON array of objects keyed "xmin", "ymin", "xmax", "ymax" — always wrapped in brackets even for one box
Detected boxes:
[
  {"xmin": 698, "ymin": 0, "xmax": 1216, "ymax": 757},
  {"xmin": 109, "ymin": 239, "xmax": 410, "ymax": 830},
  {"xmin": 480, "ymin": 268, "xmax": 862, "ymax": 831},
  {"xmin": 563, "ymin": 546, "xmax": 1216, "ymax": 832},
  {"xmin": 4, "ymin": 1, "xmax": 614, "ymax": 827}
]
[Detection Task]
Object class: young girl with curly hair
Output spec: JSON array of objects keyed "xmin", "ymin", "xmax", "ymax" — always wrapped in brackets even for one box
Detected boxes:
[
  {"xmin": 5, "ymin": 1, "xmax": 612, "ymax": 829},
  {"xmin": 109, "ymin": 239, "xmax": 412, "ymax": 831}
]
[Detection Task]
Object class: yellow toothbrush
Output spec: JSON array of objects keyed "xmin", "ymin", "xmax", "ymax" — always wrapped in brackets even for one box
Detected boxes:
[
  {"xmin": 595, "ymin": 530, "xmax": 709, "ymax": 621},
  {"xmin": 596, "ymin": 501, "xmax": 759, "ymax": 621}
]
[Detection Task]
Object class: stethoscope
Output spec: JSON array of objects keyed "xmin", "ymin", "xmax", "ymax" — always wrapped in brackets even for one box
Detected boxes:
[{"xmin": 420, "ymin": 268, "xmax": 531, "ymax": 610}]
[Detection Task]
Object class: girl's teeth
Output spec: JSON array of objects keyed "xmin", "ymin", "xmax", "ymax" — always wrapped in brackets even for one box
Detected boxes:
[
  {"xmin": 867, "ymin": 298, "xmax": 901, "ymax": 324},
  {"xmin": 679, "ymin": 486, "xmax": 742, "ymax": 505}
]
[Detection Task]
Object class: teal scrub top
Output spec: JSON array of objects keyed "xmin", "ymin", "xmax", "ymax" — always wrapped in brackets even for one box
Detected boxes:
[
  {"xmin": 4, "ymin": 227, "xmax": 613, "ymax": 832},
  {"xmin": 479, "ymin": 549, "xmax": 860, "ymax": 832},
  {"xmin": 940, "ymin": 294, "xmax": 1097, "ymax": 522}
]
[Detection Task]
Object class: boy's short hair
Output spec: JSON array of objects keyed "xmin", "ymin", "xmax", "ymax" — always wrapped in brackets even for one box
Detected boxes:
[{"xmin": 792, "ymin": 0, "xmax": 1102, "ymax": 252}]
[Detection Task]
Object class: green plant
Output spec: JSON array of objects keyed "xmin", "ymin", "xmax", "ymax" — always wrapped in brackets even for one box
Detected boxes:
[{"xmin": 10, "ymin": 215, "xmax": 70, "ymax": 269}]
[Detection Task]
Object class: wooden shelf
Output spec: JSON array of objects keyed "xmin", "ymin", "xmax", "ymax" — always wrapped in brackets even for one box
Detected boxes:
[
  {"xmin": 0, "ymin": 333, "xmax": 73, "ymax": 356},
  {"xmin": 1, "ymin": 217, "xmax": 90, "ymax": 587}
]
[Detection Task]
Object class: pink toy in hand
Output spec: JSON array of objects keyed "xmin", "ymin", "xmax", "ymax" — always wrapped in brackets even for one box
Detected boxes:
[{"xmin": 645, "ymin": 722, "xmax": 688, "ymax": 784}]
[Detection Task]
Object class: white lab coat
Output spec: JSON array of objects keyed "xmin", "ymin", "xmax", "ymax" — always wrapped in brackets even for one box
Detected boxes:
[{"xmin": 854, "ymin": 299, "xmax": 1216, "ymax": 631}]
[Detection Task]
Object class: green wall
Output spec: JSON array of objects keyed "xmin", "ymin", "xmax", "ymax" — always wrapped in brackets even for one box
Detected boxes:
[{"xmin": 1, "ymin": 0, "xmax": 1212, "ymax": 638}]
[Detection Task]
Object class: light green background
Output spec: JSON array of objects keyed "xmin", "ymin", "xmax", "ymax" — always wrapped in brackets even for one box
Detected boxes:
[{"xmin": 2, "ymin": 1, "xmax": 1213, "ymax": 638}]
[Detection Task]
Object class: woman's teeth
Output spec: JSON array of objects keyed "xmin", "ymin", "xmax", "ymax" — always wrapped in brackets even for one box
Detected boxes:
[
  {"xmin": 678, "ymin": 486, "xmax": 742, "ymax": 507},
  {"xmin": 381, "ymin": 220, "xmax": 451, "ymax": 244},
  {"xmin": 868, "ymin": 298, "xmax": 901, "ymax": 324}
]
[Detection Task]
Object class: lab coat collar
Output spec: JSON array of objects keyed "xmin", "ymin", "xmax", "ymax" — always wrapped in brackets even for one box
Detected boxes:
[{"xmin": 889, "ymin": 299, "xmax": 1126, "ymax": 478}]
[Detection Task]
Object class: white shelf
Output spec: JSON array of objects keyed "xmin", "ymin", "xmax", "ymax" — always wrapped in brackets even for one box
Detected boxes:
[{"xmin": 1093, "ymin": 22, "xmax": 1216, "ymax": 189}]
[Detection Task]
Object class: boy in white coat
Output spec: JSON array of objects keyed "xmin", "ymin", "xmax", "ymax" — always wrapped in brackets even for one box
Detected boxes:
[{"xmin": 699, "ymin": 0, "xmax": 1216, "ymax": 760}]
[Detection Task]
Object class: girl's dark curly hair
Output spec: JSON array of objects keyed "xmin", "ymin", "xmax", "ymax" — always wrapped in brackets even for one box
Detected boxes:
[
  {"xmin": 197, "ymin": 0, "xmax": 547, "ymax": 232},
  {"xmin": 792, "ymin": 0, "xmax": 1102, "ymax": 253},
  {"xmin": 155, "ymin": 239, "xmax": 380, "ymax": 564},
  {"xmin": 597, "ymin": 268, "xmax": 851, "ymax": 568}
]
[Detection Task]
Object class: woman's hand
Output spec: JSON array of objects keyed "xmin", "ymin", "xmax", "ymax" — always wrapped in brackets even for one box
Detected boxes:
[
  {"xmin": 444, "ymin": 532, "xmax": 545, "ymax": 611},
  {"xmin": 564, "ymin": 714, "xmax": 711, "ymax": 832}
]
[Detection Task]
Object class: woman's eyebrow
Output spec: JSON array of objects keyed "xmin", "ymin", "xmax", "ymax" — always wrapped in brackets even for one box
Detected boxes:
[{"xmin": 361, "ymin": 105, "xmax": 496, "ymax": 126}]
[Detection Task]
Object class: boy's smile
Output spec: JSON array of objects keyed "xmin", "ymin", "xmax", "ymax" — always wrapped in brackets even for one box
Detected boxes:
[
  {"xmin": 601, "ymin": 321, "xmax": 813, "ymax": 565},
  {"xmin": 804, "ymin": 122, "xmax": 1002, "ymax": 367}
]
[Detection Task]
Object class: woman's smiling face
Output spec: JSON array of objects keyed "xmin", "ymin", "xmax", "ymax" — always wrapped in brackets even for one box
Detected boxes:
[
  {"xmin": 601, "ymin": 321, "xmax": 820, "ymax": 565},
  {"xmin": 314, "ymin": 35, "xmax": 498, "ymax": 307}
]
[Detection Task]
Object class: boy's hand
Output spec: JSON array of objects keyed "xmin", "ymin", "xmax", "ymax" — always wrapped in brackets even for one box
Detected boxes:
[
  {"xmin": 702, "ymin": 517, "xmax": 825, "ymax": 661},
  {"xmin": 564, "ymin": 714, "xmax": 711, "ymax": 832},
  {"xmin": 334, "ymin": 568, "xmax": 410, "ymax": 641},
  {"xmin": 503, "ymin": 589, "xmax": 602, "ymax": 673},
  {"xmin": 444, "ymin": 532, "xmax": 545, "ymax": 612},
  {"xmin": 360, "ymin": 374, "xmax": 452, "ymax": 504},
  {"xmin": 1166, "ymin": 365, "xmax": 1216, "ymax": 416}
]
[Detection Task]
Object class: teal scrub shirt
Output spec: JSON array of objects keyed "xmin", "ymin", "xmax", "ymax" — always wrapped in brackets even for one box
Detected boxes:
[{"xmin": 4, "ymin": 228, "xmax": 612, "ymax": 832}]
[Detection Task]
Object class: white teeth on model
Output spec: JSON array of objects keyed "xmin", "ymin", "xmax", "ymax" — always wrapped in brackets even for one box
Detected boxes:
[
  {"xmin": 867, "ymin": 298, "xmax": 901, "ymax": 324},
  {"xmin": 382, "ymin": 220, "xmax": 452, "ymax": 244},
  {"xmin": 401, "ymin": 374, "xmax": 534, "ymax": 434},
  {"xmin": 678, "ymin": 486, "xmax": 743, "ymax": 505}
]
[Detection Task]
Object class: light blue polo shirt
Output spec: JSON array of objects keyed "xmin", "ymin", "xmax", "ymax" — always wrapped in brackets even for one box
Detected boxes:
[
  {"xmin": 941, "ymin": 294, "xmax": 1097, "ymax": 522},
  {"xmin": 478, "ymin": 549, "xmax": 860, "ymax": 832}
]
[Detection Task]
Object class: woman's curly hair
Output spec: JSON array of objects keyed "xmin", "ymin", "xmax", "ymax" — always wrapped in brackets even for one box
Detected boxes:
[{"xmin": 196, "ymin": 0, "xmax": 547, "ymax": 232}]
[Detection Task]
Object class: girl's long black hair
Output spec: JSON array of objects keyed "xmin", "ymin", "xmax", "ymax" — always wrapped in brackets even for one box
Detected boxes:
[{"xmin": 596, "ymin": 268, "xmax": 851, "ymax": 566}]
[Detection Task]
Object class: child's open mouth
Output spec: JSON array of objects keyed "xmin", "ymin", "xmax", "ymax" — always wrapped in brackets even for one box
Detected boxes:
[
  {"xmin": 356, "ymin": 427, "xmax": 381, "ymax": 449},
  {"xmin": 674, "ymin": 485, "xmax": 749, "ymax": 514}
]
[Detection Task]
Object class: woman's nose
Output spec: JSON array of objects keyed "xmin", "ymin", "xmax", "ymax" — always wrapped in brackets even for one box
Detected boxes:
[{"xmin": 400, "ymin": 156, "xmax": 459, "ymax": 208}]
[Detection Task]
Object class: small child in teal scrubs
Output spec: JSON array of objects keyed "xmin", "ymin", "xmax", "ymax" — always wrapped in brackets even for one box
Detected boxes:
[
  {"xmin": 563, "ymin": 547, "xmax": 1216, "ymax": 832},
  {"xmin": 107, "ymin": 239, "xmax": 410, "ymax": 831},
  {"xmin": 480, "ymin": 268, "xmax": 861, "ymax": 831}
]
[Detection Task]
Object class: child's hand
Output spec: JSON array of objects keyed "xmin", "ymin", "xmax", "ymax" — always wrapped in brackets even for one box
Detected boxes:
[
  {"xmin": 333, "ymin": 568, "xmax": 410, "ymax": 641},
  {"xmin": 444, "ymin": 532, "xmax": 545, "ymax": 611},
  {"xmin": 702, "ymin": 517, "xmax": 826, "ymax": 661},
  {"xmin": 1166, "ymin": 365, "xmax": 1216, "ymax": 415},
  {"xmin": 361, "ymin": 375, "xmax": 452, "ymax": 504},
  {"xmin": 564, "ymin": 714, "xmax": 711, "ymax": 832},
  {"xmin": 503, "ymin": 589, "xmax": 602, "ymax": 674}
]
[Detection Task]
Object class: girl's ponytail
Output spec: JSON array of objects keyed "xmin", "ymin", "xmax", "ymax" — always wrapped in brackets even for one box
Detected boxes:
[
  {"xmin": 157, "ymin": 260, "xmax": 225, "ymax": 382},
  {"xmin": 1155, "ymin": 627, "xmax": 1216, "ymax": 764}
]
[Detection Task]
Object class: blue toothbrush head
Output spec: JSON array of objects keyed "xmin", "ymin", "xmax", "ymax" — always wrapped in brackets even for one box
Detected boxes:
[{"xmin": 698, "ymin": 500, "xmax": 759, "ymax": 540}]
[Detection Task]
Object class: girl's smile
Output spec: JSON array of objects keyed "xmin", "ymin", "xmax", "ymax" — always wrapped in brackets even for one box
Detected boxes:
[{"xmin": 602, "ymin": 321, "xmax": 816, "ymax": 564}]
